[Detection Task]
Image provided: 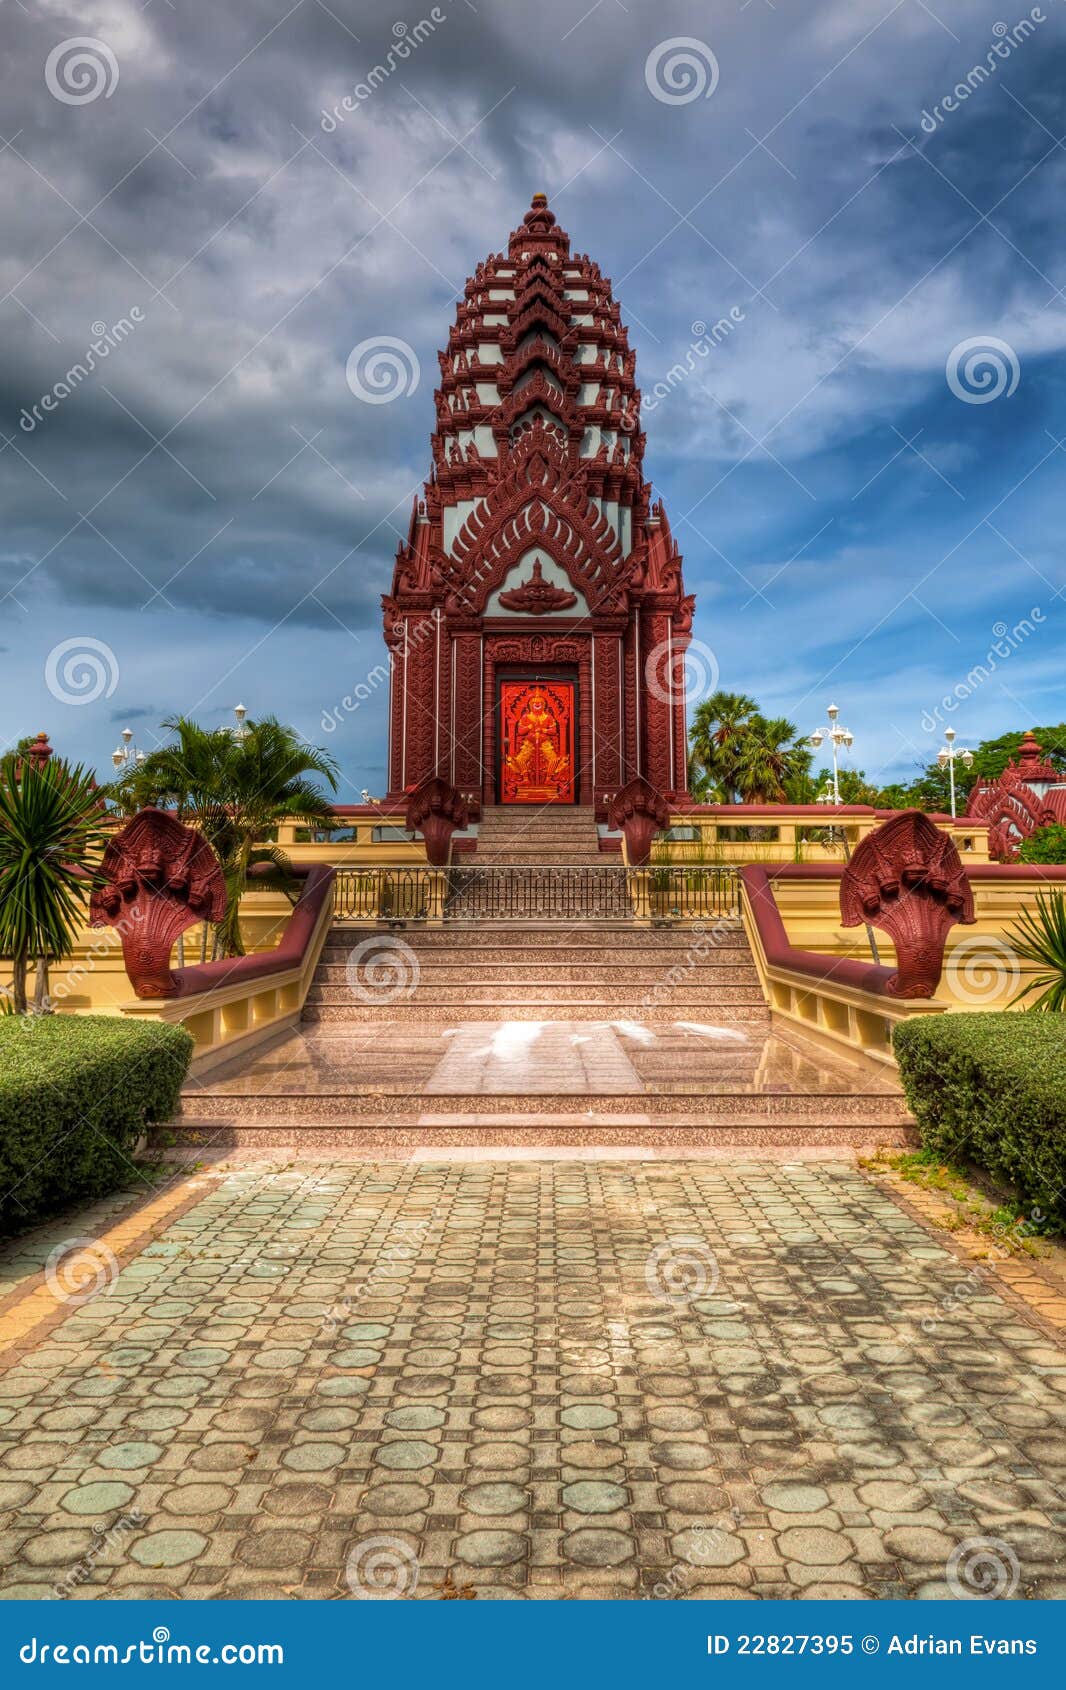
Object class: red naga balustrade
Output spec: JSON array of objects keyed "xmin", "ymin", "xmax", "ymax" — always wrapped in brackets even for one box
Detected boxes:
[
  {"xmin": 607, "ymin": 776, "xmax": 670, "ymax": 866},
  {"xmin": 839, "ymin": 810, "xmax": 975, "ymax": 998},
  {"xmin": 89, "ymin": 807, "xmax": 226, "ymax": 998},
  {"xmin": 404, "ymin": 776, "xmax": 470, "ymax": 866}
]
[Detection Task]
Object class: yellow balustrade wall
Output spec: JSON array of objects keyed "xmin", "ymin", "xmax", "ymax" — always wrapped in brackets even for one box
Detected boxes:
[
  {"xmin": 657, "ymin": 810, "xmax": 990, "ymax": 866},
  {"xmin": 270, "ymin": 816, "xmax": 427, "ymax": 864}
]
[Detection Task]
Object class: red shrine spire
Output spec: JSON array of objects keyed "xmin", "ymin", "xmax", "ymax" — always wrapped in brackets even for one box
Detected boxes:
[{"xmin": 383, "ymin": 193, "xmax": 693, "ymax": 810}]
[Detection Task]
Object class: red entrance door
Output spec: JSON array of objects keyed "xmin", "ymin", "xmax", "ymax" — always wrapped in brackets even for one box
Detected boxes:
[{"xmin": 499, "ymin": 680, "xmax": 576, "ymax": 804}]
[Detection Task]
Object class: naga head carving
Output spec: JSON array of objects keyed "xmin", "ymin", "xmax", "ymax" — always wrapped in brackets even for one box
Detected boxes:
[
  {"xmin": 89, "ymin": 807, "xmax": 226, "ymax": 998},
  {"xmin": 607, "ymin": 777, "xmax": 670, "ymax": 866},
  {"xmin": 404, "ymin": 777, "xmax": 470, "ymax": 867},
  {"xmin": 840, "ymin": 809, "xmax": 975, "ymax": 998}
]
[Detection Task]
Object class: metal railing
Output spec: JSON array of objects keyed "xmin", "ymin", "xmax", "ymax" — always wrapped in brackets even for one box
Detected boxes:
[{"xmin": 333, "ymin": 864, "xmax": 740, "ymax": 923}]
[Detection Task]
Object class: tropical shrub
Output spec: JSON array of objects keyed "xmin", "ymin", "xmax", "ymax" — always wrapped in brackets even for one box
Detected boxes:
[
  {"xmin": 1018, "ymin": 825, "xmax": 1066, "ymax": 865},
  {"xmin": 1008, "ymin": 889, "xmax": 1066, "ymax": 1010},
  {"xmin": 0, "ymin": 1016, "xmax": 192, "ymax": 1232},
  {"xmin": 0, "ymin": 753, "xmax": 105, "ymax": 1013},
  {"xmin": 893, "ymin": 1013, "xmax": 1066, "ymax": 1217}
]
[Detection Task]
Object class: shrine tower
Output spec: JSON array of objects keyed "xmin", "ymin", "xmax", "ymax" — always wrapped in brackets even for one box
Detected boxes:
[{"xmin": 383, "ymin": 193, "xmax": 694, "ymax": 813}]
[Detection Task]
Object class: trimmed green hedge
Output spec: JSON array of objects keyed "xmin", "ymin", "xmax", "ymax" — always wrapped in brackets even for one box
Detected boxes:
[
  {"xmin": 893, "ymin": 1013, "xmax": 1066, "ymax": 1218},
  {"xmin": 0, "ymin": 1016, "xmax": 192, "ymax": 1233}
]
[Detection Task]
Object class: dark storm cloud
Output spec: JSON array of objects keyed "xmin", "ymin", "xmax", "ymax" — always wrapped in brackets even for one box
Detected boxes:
[{"xmin": 1, "ymin": 0, "xmax": 1065, "ymax": 786}]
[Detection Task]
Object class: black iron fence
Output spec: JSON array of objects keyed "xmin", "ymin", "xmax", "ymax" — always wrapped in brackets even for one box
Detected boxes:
[{"xmin": 333, "ymin": 864, "xmax": 740, "ymax": 923}]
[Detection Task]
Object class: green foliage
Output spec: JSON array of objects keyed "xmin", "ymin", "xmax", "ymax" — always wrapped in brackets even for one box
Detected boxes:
[
  {"xmin": 0, "ymin": 754, "xmax": 106, "ymax": 1013},
  {"xmin": 893, "ymin": 1013, "xmax": 1066, "ymax": 1217},
  {"xmin": 788, "ymin": 765, "xmax": 882, "ymax": 805},
  {"xmin": 966, "ymin": 724, "xmax": 1066, "ymax": 784},
  {"xmin": 104, "ymin": 714, "xmax": 338, "ymax": 957},
  {"xmin": 0, "ymin": 1016, "xmax": 192, "ymax": 1232},
  {"xmin": 688, "ymin": 692, "xmax": 811, "ymax": 803},
  {"xmin": 874, "ymin": 725, "xmax": 1066, "ymax": 812},
  {"xmin": 1018, "ymin": 825, "xmax": 1066, "ymax": 866},
  {"xmin": 875, "ymin": 761, "xmax": 955, "ymax": 812},
  {"xmin": 1008, "ymin": 889, "xmax": 1066, "ymax": 1010}
]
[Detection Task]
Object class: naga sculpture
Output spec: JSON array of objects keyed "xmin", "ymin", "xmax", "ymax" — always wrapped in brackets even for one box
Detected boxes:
[
  {"xmin": 404, "ymin": 776, "xmax": 470, "ymax": 867},
  {"xmin": 89, "ymin": 807, "xmax": 226, "ymax": 997},
  {"xmin": 839, "ymin": 809, "xmax": 975, "ymax": 998},
  {"xmin": 607, "ymin": 776, "xmax": 670, "ymax": 867}
]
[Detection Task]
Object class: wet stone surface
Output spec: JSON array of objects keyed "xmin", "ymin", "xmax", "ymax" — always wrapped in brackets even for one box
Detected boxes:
[{"xmin": 0, "ymin": 1158, "xmax": 1062, "ymax": 1599}]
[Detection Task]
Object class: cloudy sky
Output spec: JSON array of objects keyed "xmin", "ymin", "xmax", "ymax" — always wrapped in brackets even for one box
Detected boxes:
[{"xmin": 2, "ymin": 0, "xmax": 1064, "ymax": 800}]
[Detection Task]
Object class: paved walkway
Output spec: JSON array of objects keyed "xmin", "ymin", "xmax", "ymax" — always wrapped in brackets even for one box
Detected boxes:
[{"xmin": 0, "ymin": 1156, "xmax": 1062, "ymax": 1600}]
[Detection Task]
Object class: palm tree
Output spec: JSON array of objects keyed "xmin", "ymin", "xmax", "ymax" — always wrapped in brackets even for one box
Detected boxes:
[
  {"xmin": 688, "ymin": 692, "xmax": 758, "ymax": 802},
  {"xmin": 734, "ymin": 715, "xmax": 809, "ymax": 804},
  {"xmin": 120, "ymin": 716, "xmax": 339, "ymax": 957},
  {"xmin": 0, "ymin": 754, "xmax": 106, "ymax": 1013}
]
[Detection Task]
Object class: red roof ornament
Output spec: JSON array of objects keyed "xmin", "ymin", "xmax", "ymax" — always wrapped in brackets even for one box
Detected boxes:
[{"xmin": 1014, "ymin": 729, "xmax": 1057, "ymax": 784}]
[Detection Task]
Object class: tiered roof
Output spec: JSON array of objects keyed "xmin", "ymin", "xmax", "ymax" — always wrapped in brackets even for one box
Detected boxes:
[{"xmin": 387, "ymin": 194, "xmax": 688, "ymax": 626}]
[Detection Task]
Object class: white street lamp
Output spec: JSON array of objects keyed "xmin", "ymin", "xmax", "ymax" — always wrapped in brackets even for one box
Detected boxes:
[
  {"xmin": 808, "ymin": 703, "xmax": 854, "ymax": 805},
  {"xmin": 937, "ymin": 725, "xmax": 975, "ymax": 819},
  {"xmin": 111, "ymin": 726, "xmax": 145, "ymax": 772}
]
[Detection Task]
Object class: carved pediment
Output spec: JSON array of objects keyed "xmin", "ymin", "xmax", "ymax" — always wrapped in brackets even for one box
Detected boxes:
[{"xmin": 498, "ymin": 558, "xmax": 578, "ymax": 614}]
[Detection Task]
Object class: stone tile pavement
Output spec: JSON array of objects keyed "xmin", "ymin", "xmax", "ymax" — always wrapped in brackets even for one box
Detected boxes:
[{"xmin": 0, "ymin": 1157, "xmax": 1062, "ymax": 1600}]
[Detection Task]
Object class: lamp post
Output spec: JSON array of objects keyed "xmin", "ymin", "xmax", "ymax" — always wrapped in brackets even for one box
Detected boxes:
[
  {"xmin": 937, "ymin": 726, "xmax": 974, "ymax": 819},
  {"xmin": 110, "ymin": 727, "xmax": 145, "ymax": 774},
  {"xmin": 808, "ymin": 702, "xmax": 854, "ymax": 805}
]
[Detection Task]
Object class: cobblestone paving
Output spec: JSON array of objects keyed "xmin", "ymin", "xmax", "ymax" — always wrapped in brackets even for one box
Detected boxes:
[{"xmin": 0, "ymin": 1158, "xmax": 1063, "ymax": 1600}]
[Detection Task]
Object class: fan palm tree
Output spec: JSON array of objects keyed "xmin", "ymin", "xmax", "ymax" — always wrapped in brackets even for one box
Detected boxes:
[
  {"xmin": 122, "ymin": 716, "xmax": 339, "ymax": 957},
  {"xmin": 0, "ymin": 754, "xmax": 106, "ymax": 1013},
  {"xmin": 734, "ymin": 715, "xmax": 809, "ymax": 804},
  {"xmin": 688, "ymin": 692, "xmax": 758, "ymax": 802}
]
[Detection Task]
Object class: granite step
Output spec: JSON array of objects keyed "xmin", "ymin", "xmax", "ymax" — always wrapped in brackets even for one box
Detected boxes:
[
  {"xmin": 305, "ymin": 981, "xmax": 767, "ymax": 1006},
  {"xmin": 177, "ymin": 1090, "xmax": 912, "ymax": 1129},
  {"xmin": 313, "ymin": 962, "xmax": 761, "ymax": 985},
  {"xmin": 325, "ymin": 923, "xmax": 743, "ymax": 941},
  {"xmin": 302, "ymin": 1001, "xmax": 772, "ymax": 1024},
  {"xmin": 319, "ymin": 945, "xmax": 753, "ymax": 966},
  {"xmin": 161, "ymin": 1119, "xmax": 914, "ymax": 1149}
]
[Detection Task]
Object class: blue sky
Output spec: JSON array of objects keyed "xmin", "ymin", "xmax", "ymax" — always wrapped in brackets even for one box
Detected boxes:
[{"xmin": 2, "ymin": 0, "xmax": 1064, "ymax": 801}]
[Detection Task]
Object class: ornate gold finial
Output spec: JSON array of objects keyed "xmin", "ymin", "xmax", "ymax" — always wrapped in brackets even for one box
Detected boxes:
[{"xmin": 531, "ymin": 191, "xmax": 547, "ymax": 206}]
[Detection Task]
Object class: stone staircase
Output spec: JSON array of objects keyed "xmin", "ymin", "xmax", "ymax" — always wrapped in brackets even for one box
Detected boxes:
[
  {"xmin": 174, "ymin": 915, "xmax": 914, "ymax": 1148},
  {"xmin": 303, "ymin": 923, "xmax": 766, "ymax": 1024},
  {"xmin": 474, "ymin": 804, "xmax": 603, "ymax": 863}
]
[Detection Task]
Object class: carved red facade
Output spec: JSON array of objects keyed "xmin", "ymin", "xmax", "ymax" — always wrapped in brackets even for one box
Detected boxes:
[
  {"xmin": 89, "ymin": 807, "xmax": 226, "ymax": 998},
  {"xmin": 840, "ymin": 810, "xmax": 975, "ymax": 998},
  {"xmin": 383, "ymin": 194, "xmax": 692, "ymax": 815},
  {"xmin": 965, "ymin": 730, "xmax": 1066, "ymax": 859}
]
